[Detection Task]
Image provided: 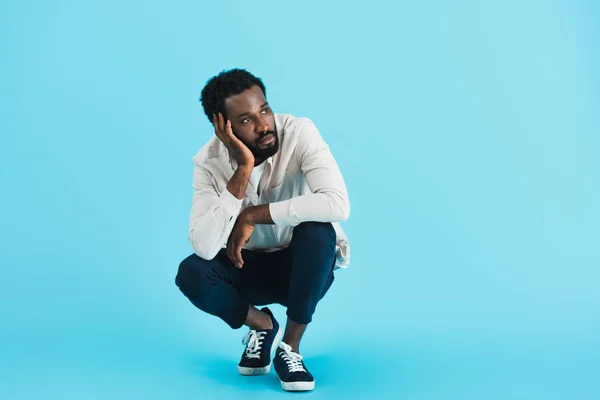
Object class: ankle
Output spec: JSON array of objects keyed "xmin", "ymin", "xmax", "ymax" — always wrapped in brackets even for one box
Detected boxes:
[
  {"xmin": 251, "ymin": 312, "xmax": 273, "ymax": 331},
  {"xmin": 245, "ymin": 307, "xmax": 274, "ymax": 331}
]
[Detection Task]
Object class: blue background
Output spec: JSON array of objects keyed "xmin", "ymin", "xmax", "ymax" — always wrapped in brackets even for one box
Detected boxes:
[{"xmin": 1, "ymin": 0, "xmax": 599, "ymax": 398}]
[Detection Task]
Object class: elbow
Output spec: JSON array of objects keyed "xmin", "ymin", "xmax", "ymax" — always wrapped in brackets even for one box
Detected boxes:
[
  {"xmin": 338, "ymin": 199, "xmax": 350, "ymax": 221},
  {"xmin": 327, "ymin": 192, "xmax": 350, "ymax": 222},
  {"xmin": 194, "ymin": 247, "xmax": 219, "ymax": 261},
  {"xmin": 188, "ymin": 230, "xmax": 220, "ymax": 261}
]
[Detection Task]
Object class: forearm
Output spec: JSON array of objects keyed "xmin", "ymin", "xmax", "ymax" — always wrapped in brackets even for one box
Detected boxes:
[
  {"xmin": 226, "ymin": 164, "xmax": 253, "ymax": 199},
  {"xmin": 189, "ymin": 165, "xmax": 253, "ymax": 260},
  {"xmin": 269, "ymin": 191, "xmax": 349, "ymax": 227},
  {"xmin": 240, "ymin": 204, "xmax": 274, "ymax": 225},
  {"xmin": 238, "ymin": 190, "xmax": 349, "ymax": 229}
]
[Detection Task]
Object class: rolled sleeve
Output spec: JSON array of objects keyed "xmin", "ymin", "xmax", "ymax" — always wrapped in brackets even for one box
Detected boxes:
[
  {"xmin": 269, "ymin": 199, "xmax": 298, "ymax": 227},
  {"xmin": 219, "ymin": 185, "xmax": 244, "ymax": 216}
]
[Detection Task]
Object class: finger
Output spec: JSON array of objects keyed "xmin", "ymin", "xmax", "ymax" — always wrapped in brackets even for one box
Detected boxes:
[
  {"xmin": 219, "ymin": 113, "xmax": 225, "ymax": 134},
  {"xmin": 227, "ymin": 240, "xmax": 235, "ymax": 265},
  {"xmin": 221, "ymin": 115, "xmax": 234, "ymax": 140},
  {"xmin": 234, "ymin": 245, "xmax": 244, "ymax": 268},
  {"xmin": 225, "ymin": 119, "xmax": 233, "ymax": 136},
  {"xmin": 231, "ymin": 238, "xmax": 243, "ymax": 268},
  {"xmin": 228, "ymin": 239, "xmax": 241, "ymax": 268},
  {"xmin": 213, "ymin": 114, "xmax": 224, "ymax": 139},
  {"xmin": 217, "ymin": 113, "xmax": 224, "ymax": 135}
]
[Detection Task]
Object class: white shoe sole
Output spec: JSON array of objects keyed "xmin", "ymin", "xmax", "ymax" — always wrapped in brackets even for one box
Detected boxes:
[
  {"xmin": 279, "ymin": 379, "xmax": 315, "ymax": 392},
  {"xmin": 238, "ymin": 364, "xmax": 270, "ymax": 375},
  {"xmin": 237, "ymin": 324, "xmax": 283, "ymax": 376}
]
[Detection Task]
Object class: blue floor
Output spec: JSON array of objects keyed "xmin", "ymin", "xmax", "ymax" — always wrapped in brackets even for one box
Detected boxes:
[{"xmin": 1, "ymin": 285, "xmax": 598, "ymax": 399}]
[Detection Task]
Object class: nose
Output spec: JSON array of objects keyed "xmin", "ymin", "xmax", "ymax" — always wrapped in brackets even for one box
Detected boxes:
[{"xmin": 256, "ymin": 115, "xmax": 270, "ymax": 135}]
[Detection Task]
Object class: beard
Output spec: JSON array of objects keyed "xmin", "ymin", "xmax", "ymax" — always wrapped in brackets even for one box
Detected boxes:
[
  {"xmin": 231, "ymin": 120, "xmax": 280, "ymax": 161},
  {"xmin": 248, "ymin": 130, "xmax": 280, "ymax": 160}
]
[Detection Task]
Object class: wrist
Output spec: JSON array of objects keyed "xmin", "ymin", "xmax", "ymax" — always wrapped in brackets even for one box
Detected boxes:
[
  {"xmin": 237, "ymin": 162, "xmax": 254, "ymax": 172},
  {"xmin": 240, "ymin": 207, "xmax": 256, "ymax": 225}
]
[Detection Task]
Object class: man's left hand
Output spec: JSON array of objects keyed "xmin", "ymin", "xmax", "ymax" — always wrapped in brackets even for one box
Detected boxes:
[{"xmin": 227, "ymin": 211, "xmax": 255, "ymax": 268}]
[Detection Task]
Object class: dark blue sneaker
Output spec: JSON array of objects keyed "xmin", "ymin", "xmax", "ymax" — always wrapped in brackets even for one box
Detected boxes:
[
  {"xmin": 237, "ymin": 307, "xmax": 282, "ymax": 375},
  {"xmin": 273, "ymin": 342, "xmax": 315, "ymax": 391}
]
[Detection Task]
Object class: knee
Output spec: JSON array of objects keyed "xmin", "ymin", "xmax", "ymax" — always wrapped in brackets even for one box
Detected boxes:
[
  {"xmin": 293, "ymin": 222, "xmax": 336, "ymax": 244},
  {"xmin": 175, "ymin": 255, "xmax": 202, "ymax": 295},
  {"xmin": 291, "ymin": 222, "xmax": 337, "ymax": 262}
]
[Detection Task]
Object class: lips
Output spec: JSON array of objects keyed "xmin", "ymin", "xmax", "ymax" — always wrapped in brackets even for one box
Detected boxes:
[{"xmin": 260, "ymin": 133, "xmax": 275, "ymax": 145}]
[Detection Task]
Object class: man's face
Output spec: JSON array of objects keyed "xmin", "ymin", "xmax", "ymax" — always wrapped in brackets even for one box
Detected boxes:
[{"xmin": 223, "ymin": 85, "xmax": 279, "ymax": 161}]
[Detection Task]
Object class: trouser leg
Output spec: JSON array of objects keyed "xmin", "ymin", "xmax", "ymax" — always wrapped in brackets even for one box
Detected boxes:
[
  {"xmin": 175, "ymin": 248, "xmax": 291, "ymax": 329},
  {"xmin": 175, "ymin": 222, "xmax": 337, "ymax": 329},
  {"xmin": 175, "ymin": 251, "xmax": 250, "ymax": 329},
  {"xmin": 285, "ymin": 222, "xmax": 337, "ymax": 324}
]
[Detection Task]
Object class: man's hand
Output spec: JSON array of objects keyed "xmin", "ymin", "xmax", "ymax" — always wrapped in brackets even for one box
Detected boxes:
[
  {"xmin": 227, "ymin": 211, "xmax": 255, "ymax": 268},
  {"xmin": 213, "ymin": 112, "xmax": 255, "ymax": 168},
  {"xmin": 226, "ymin": 205, "xmax": 274, "ymax": 267}
]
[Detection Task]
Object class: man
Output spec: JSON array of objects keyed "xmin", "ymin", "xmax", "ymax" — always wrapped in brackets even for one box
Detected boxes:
[{"xmin": 175, "ymin": 68, "xmax": 350, "ymax": 392}]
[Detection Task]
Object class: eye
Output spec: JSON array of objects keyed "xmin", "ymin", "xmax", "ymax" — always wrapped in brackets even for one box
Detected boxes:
[{"xmin": 241, "ymin": 117, "xmax": 250, "ymax": 123}]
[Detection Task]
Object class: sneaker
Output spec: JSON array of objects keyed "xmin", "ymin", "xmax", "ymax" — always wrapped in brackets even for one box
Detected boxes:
[
  {"xmin": 273, "ymin": 342, "xmax": 315, "ymax": 391},
  {"xmin": 237, "ymin": 307, "xmax": 282, "ymax": 376}
]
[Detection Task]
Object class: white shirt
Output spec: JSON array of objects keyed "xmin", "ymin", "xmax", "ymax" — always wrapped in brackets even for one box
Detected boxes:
[
  {"xmin": 248, "ymin": 161, "xmax": 265, "ymax": 196},
  {"xmin": 188, "ymin": 113, "xmax": 351, "ymax": 269}
]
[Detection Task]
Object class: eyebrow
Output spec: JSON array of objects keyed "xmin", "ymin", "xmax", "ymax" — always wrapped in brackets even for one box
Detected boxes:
[{"xmin": 237, "ymin": 102, "xmax": 269, "ymax": 119}]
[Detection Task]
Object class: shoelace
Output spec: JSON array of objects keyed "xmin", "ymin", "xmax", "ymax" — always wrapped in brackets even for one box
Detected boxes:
[
  {"xmin": 242, "ymin": 330, "xmax": 266, "ymax": 359},
  {"xmin": 279, "ymin": 342, "xmax": 306, "ymax": 373}
]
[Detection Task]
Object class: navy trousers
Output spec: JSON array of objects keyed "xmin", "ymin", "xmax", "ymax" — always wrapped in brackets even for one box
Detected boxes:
[{"xmin": 176, "ymin": 222, "xmax": 337, "ymax": 329}]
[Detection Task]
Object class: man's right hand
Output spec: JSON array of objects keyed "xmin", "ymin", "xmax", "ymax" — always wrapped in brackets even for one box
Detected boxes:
[{"xmin": 213, "ymin": 113, "xmax": 255, "ymax": 168}]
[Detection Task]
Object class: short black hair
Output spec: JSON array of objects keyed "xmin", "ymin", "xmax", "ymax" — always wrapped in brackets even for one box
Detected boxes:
[{"xmin": 199, "ymin": 68, "xmax": 267, "ymax": 125}]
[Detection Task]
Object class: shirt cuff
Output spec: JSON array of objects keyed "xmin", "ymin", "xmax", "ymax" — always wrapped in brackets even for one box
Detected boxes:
[
  {"xmin": 269, "ymin": 199, "xmax": 296, "ymax": 226},
  {"xmin": 219, "ymin": 187, "xmax": 244, "ymax": 216}
]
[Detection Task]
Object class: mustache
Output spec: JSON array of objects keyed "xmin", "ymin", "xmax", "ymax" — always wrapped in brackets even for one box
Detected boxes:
[{"xmin": 258, "ymin": 131, "xmax": 276, "ymax": 140}]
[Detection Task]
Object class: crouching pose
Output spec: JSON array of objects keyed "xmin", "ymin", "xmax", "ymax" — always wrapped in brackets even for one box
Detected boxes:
[{"xmin": 176, "ymin": 68, "xmax": 351, "ymax": 392}]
